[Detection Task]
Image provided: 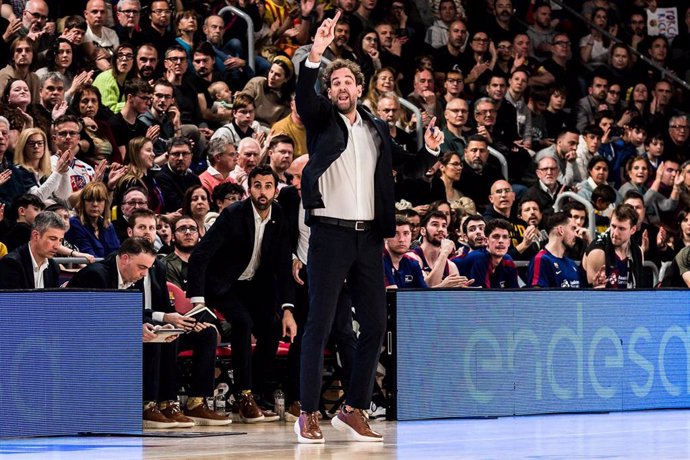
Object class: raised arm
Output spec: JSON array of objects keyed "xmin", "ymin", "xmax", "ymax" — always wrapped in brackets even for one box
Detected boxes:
[{"xmin": 295, "ymin": 11, "xmax": 342, "ymax": 129}]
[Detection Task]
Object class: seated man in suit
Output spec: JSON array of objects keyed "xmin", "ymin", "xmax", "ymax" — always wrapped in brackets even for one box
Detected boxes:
[
  {"xmin": 68, "ymin": 237, "xmax": 186, "ymax": 429},
  {"xmin": 126, "ymin": 208, "xmax": 230, "ymax": 427},
  {"xmin": 0, "ymin": 211, "xmax": 65, "ymax": 289}
]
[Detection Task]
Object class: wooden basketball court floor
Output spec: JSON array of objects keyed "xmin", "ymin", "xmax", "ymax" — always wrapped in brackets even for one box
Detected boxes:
[{"xmin": 3, "ymin": 409, "xmax": 690, "ymax": 459}]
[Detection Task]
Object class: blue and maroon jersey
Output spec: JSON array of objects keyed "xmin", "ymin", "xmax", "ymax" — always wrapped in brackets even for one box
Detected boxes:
[
  {"xmin": 456, "ymin": 248, "xmax": 519, "ymax": 288},
  {"xmin": 527, "ymin": 249, "xmax": 581, "ymax": 288},
  {"xmin": 383, "ymin": 249, "xmax": 428, "ymax": 288}
]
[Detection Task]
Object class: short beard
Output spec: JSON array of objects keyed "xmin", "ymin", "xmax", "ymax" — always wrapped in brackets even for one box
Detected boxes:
[{"xmin": 174, "ymin": 241, "xmax": 196, "ymax": 254}]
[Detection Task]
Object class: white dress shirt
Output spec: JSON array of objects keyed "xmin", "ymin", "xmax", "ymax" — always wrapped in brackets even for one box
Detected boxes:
[
  {"xmin": 311, "ymin": 111, "xmax": 378, "ymax": 221},
  {"xmin": 28, "ymin": 245, "xmax": 48, "ymax": 289},
  {"xmin": 238, "ymin": 204, "xmax": 272, "ymax": 280}
]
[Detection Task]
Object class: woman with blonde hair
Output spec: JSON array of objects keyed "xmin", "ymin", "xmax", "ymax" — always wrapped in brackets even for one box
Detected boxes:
[
  {"xmin": 64, "ymin": 181, "xmax": 120, "ymax": 258},
  {"xmin": 14, "ymin": 127, "xmax": 73, "ymax": 202},
  {"xmin": 362, "ymin": 67, "xmax": 400, "ymax": 110},
  {"xmin": 115, "ymin": 136, "xmax": 164, "ymax": 213}
]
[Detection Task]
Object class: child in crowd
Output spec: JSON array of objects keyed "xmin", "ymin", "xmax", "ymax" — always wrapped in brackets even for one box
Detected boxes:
[
  {"xmin": 208, "ymin": 81, "xmax": 233, "ymax": 115},
  {"xmin": 591, "ymin": 184, "xmax": 617, "ymax": 235},
  {"xmin": 643, "ymin": 132, "xmax": 664, "ymax": 185}
]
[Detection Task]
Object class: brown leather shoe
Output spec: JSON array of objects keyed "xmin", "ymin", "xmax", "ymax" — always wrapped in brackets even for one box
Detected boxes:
[
  {"xmin": 294, "ymin": 411, "xmax": 324, "ymax": 444},
  {"xmin": 184, "ymin": 400, "xmax": 232, "ymax": 426},
  {"xmin": 258, "ymin": 407, "xmax": 280, "ymax": 422},
  {"xmin": 143, "ymin": 402, "xmax": 178, "ymax": 429},
  {"xmin": 285, "ymin": 401, "xmax": 301, "ymax": 422},
  {"xmin": 238, "ymin": 393, "xmax": 265, "ymax": 423},
  {"xmin": 331, "ymin": 408, "xmax": 383, "ymax": 442},
  {"xmin": 161, "ymin": 401, "xmax": 195, "ymax": 428}
]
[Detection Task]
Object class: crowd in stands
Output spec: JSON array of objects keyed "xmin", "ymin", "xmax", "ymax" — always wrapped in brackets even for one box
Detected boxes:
[{"xmin": 1, "ymin": 0, "xmax": 690, "ymax": 429}]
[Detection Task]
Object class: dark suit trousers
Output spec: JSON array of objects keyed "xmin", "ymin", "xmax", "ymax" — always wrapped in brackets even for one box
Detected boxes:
[
  {"xmin": 300, "ymin": 222, "xmax": 387, "ymax": 411},
  {"xmin": 143, "ymin": 341, "xmax": 178, "ymax": 402},
  {"xmin": 218, "ymin": 279, "xmax": 281, "ymax": 395},
  {"xmin": 286, "ymin": 265, "xmax": 356, "ymax": 404},
  {"xmin": 177, "ymin": 327, "xmax": 217, "ymax": 397}
]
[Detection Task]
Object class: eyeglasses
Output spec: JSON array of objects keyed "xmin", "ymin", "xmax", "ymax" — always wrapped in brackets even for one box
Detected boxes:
[
  {"xmin": 170, "ymin": 151, "xmax": 192, "ymax": 158},
  {"xmin": 152, "ymin": 9, "xmax": 171, "ymax": 15},
  {"xmin": 117, "ymin": 53, "xmax": 134, "ymax": 60},
  {"xmin": 56, "ymin": 130, "xmax": 80, "ymax": 138},
  {"xmin": 118, "ymin": 9, "xmax": 140, "ymax": 15},
  {"xmin": 124, "ymin": 200, "xmax": 147, "ymax": 207},
  {"xmin": 136, "ymin": 94, "xmax": 153, "ymax": 102},
  {"xmin": 175, "ymin": 225, "xmax": 198, "ymax": 234},
  {"xmin": 447, "ymin": 162, "xmax": 463, "ymax": 168},
  {"xmin": 27, "ymin": 140, "xmax": 45, "ymax": 148},
  {"xmin": 25, "ymin": 10, "xmax": 48, "ymax": 21},
  {"xmin": 166, "ymin": 56, "xmax": 185, "ymax": 63},
  {"xmin": 154, "ymin": 93, "xmax": 174, "ymax": 100}
]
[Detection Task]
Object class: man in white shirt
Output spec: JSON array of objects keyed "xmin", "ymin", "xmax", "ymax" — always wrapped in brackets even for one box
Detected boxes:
[
  {"xmin": 0, "ymin": 211, "xmax": 65, "ymax": 289},
  {"xmin": 83, "ymin": 0, "xmax": 120, "ymax": 71},
  {"xmin": 294, "ymin": 12, "xmax": 444, "ymax": 444}
]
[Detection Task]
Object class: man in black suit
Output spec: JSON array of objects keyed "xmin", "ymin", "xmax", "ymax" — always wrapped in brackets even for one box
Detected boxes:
[
  {"xmin": 0, "ymin": 211, "xmax": 65, "ymax": 289},
  {"xmin": 68, "ymin": 237, "xmax": 183, "ymax": 429},
  {"xmin": 187, "ymin": 165, "xmax": 297, "ymax": 424},
  {"xmin": 277, "ymin": 155, "xmax": 356, "ymax": 421},
  {"xmin": 293, "ymin": 12, "xmax": 445, "ymax": 443},
  {"xmin": 126, "ymin": 208, "xmax": 230, "ymax": 427}
]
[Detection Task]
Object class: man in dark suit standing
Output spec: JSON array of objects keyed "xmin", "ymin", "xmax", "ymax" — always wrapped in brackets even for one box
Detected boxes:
[
  {"xmin": 187, "ymin": 165, "xmax": 297, "ymax": 423},
  {"xmin": 0, "ymin": 211, "xmax": 65, "ymax": 289},
  {"xmin": 294, "ymin": 12, "xmax": 445, "ymax": 444},
  {"xmin": 277, "ymin": 155, "xmax": 357, "ymax": 421}
]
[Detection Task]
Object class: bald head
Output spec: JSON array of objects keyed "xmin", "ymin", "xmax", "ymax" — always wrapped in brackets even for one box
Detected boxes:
[
  {"xmin": 24, "ymin": 0, "xmax": 49, "ymax": 30},
  {"xmin": 287, "ymin": 154, "xmax": 308, "ymax": 191},
  {"xmin": 489, "ymin": 179, "xmax": 515, "ymax": 215}
]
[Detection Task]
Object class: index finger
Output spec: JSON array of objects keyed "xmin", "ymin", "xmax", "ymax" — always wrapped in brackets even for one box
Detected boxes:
[
  {"xmin": 332, "ymin": 9, "xmax": 342, "ymax": 24},
  {"xmin": 428, "ymin": 117, "xmax": 437, "ymax": 131}
]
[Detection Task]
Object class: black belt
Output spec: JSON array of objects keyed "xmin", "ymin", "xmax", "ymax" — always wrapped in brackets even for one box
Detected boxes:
[{"xmin": 312, "ymin": 216, "xmax": 374, "ymax": 231}]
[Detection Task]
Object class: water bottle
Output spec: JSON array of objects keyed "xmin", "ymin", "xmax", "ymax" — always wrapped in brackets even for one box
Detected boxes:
[
  {"xmin": 215, "ymin": 383, "xmax": 229, "ymax": 415},
  {"xmin": 273, "ymin": 389, "xmax": 285, "ymax": 421}
]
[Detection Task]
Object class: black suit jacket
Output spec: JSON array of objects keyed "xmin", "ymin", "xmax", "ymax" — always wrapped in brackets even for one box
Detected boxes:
[
  {"xmin": 186, "ymin": 198, "xmax": 294, "ymax": 312},
  {"xmin": 68, "ymin": 253, "xmax": 153, "ymax": 321},
  {"xmin": 295, "ymin": 60, "xmax": 437, "ymax": 238},
  {"xmin": 277, "ymin": 185, "xmax": 301, "ymax": 255},
  {"xmin": 0, "ymin": 243, "xmax": 60, "ymax": 289},
  {"xmin": 67, "ymin": 253, "xmax": 120, "ymax": 289},
  {"xmin": 134, "ymin": 258, "xmax": 174, "ymax": 314},
  {"xmin": 155, "ymin": 164, "xmax": 202, "ymax": 213}
]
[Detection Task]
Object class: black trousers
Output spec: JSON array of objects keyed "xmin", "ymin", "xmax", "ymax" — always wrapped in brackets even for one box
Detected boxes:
[
  {"xmin": 143, "ymin": 341, "xmax": 178, "ymax": 403},
  {"xmin": 217, "ymin": 279, "xmax": 281, "ymax": 395},
  {"xmin": 286, "ymin": 264, "xmax": 356, "ymax": 404},
  {"xmin": 142, "ymin": 326, "xmax": 217, "ymax": 402},
  {"xmin": 300, "ymin": 222, "xmax": 387, "ymax": 411}
]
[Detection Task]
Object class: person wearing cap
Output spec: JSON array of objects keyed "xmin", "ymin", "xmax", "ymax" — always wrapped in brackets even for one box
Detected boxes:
[{"xmin": 241, "ymin": 55, "xmax": 295, "ymax": 127}]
